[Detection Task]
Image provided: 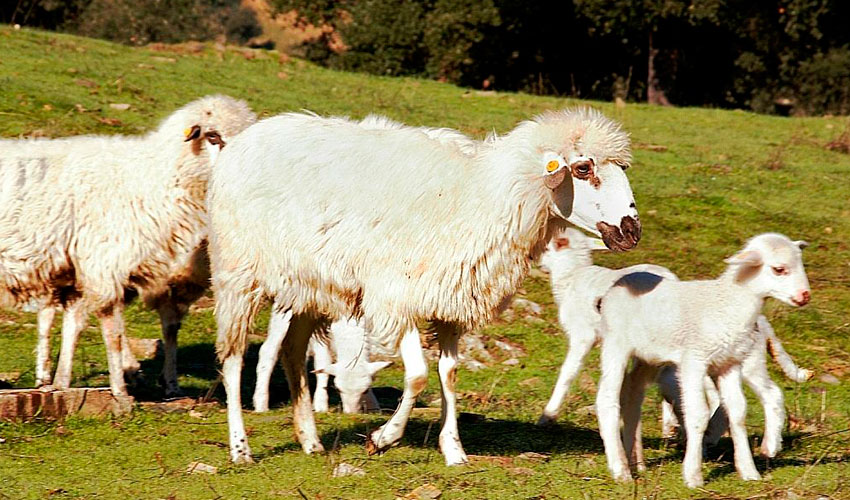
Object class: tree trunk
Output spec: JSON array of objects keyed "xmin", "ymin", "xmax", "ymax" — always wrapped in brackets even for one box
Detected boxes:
[{"xmin": 647, "ymin": 32, "xmax": 671, "ymax": 106}]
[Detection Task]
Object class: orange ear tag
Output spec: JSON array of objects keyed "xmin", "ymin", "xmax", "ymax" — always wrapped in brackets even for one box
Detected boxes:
[{"xmin": 542, "ymin": 151, "xmax": 566, "ymax": 175}]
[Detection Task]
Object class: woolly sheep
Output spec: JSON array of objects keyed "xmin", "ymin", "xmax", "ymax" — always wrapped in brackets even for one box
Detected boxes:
[
  {"xmin": 596, "ymin": 233, "xmax": 810, "ymax": 487},
  {"xmin": 253, "ymin": 315, "xmax": 390, "ymax": 414},
  {"xmin": 0, "ymin": 95, "xmax": 256, "ymax": 397},
  {"xmin": 207, "ymin": 108, "xmax": 641, "ymax": 464},
  {"xmin": 658, "ymin": 315, "xmax": 813, "ymax": 455}
]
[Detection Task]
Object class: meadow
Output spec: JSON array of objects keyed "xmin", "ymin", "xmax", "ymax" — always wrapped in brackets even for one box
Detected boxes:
[{"xmin": 0, "ymin": 26, "xmax": 848, "ymax": 499}]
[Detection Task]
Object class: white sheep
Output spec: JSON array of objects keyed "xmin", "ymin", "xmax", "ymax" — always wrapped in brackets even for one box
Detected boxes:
[
  {"xmin": 535, "ymin": 227, "xmax": 678, "ymax": 427},
  {"xmin": 658, "ymin": 314, "xmax": 813, "ymax": 454},
  {"xmin": 0, "ymin": 95, "xmax": 256, "ymax": 398},
  {"xmin": 596, "ymin": 233, "xmax": 810, "ymax": 487},
  {"xmin": 252, "ymin": 316, "xmax": 391, "ymax": 413},
  {"xmin": 207, "ymin": 108, "xmax": 641, "ymax": 464}
]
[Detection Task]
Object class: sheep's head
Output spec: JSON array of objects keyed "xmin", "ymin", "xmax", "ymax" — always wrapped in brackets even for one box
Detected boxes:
[
  {"xmin": 724, "ymin": 233, "xmax": 810, "ymax": 307},
  {"xmin": 178, "ymin": 95, "xmax": 257, "ymax": 163},
  {"xmin": 315, "ymin": 359, "xmax": 391, "ymax": 414},
  {"xmin": 534, "ymin": 108, "xmax": 641, "ymax": 252},
  {"xmin": 540, "ymin": 227, "xmax": 606, "ymax": 273}
]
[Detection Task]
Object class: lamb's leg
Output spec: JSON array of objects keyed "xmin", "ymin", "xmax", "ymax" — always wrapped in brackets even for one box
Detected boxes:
[
  {"xmin": 310, "ymin": 336, "xmax": 332, "ymax": 413},
  {"xmin": 52, "ymin": 301, "xmax": 88, "ymax": 389},
  {"xmin": 281, "ymin": 314, "xmax": 324, "ymax": 454},
  {"xmin": 657, "ymin": 366, "xmax": 682, "ymax": 439},
  {"xmin": 759, "ymin": 316, "xmax": 813, "ymax": 382},
  {"xmin": 596, "ymin": 342, "xmax": 631, "ymax": 482},
  {"xmin": 252, "ymin": 307, "xmax": 293, "ymax": 412},
  {"xmin": 436, "ymin": 325, "xmax": 468, "ymax": 465},
  {"xmin": 716, "ymin": 365, "xmax": 760, "ymax": 480},
  {"xmin": 621, "ymin": 359, "xmax": 657, "ymax": 473},
  {"xmin": 679, "ymin": 361, "xmax": 710, "ymax": 488},
  {"xmin": 35, "ymin": 305, "xmax": 57, "ymax": 387},
  {"xmin": 368, "ymin": 328, "xmax": 427, "ymax": 453},
  {"xmin": 98, "ymin": 304, "xmax": 130, "ymax": 397},
  {"xmin": 157, "ymin": 300, "xmax": 185, "ymax": 397},
  {"xmin": 222, "ymin": 353, "xmax": 252, "ymax": 463},
  {"xmin": 742, "ymin": 346, "xmax": 786, "ymax": 458},
  {"xmin": 538, "ymin": 322, "xmax": 596, "ymax": 426}
]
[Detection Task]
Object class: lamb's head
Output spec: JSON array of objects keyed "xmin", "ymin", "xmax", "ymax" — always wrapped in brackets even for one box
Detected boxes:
[
  {"xmin": 540, "ymin": 227, "xmax": 607, "ymax": 274},
  {"xmin": 174, "ymin": 95, "xmax": 257, "ymax": 164},
  {"xmin": 724, "ymin": 233, "xmax": 810, "ymax": 307},
  {"xmin": 316, "ymin": 359, "xmax": 391, "ymax": 413},
  {"xmin": 531, "ymin": 108, "xmax": 640, "ymax": 252}
]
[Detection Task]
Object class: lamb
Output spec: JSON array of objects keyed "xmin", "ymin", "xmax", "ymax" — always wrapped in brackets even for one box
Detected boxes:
[
  {"xmin": 658, "ymin": 315, "xmax": 813, "ymax": 454},
  {"xmin": 253, "ymin": 316, "xmax": 391, "ymax": 413},
  {"xmin": 535, "ymin": 227, "xmax": 678, "ymax": 427},
  {"xmin": 0, "ymin": 95, "xmax": 256, "ymax": 398},
  {"xmin": 596, "ymin": 233, "xmax": 810, "ymax": 487},
  {"xmin": 206, "ymin": 108, "xmax": 641, "ymax": 464}
]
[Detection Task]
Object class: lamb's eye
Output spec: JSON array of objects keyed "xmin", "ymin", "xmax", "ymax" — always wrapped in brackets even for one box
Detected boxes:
[{"xmin": 771, "ymin": 266, "xmax": 788, "ymax": 276}]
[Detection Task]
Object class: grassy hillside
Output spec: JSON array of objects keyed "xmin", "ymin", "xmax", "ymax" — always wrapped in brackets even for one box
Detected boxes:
[{"xmin": 1, "ymin": 26, "xmax": 848, "ymax": 499}]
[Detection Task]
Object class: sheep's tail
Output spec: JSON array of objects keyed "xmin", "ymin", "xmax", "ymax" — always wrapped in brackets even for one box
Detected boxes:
[
  {"xmin": 758, "ymin": 315, "xmax": 813, "ymax": 383},
  {"xmin": 214, "ymin": 274, "xmax": 264, "ymax": 362}
]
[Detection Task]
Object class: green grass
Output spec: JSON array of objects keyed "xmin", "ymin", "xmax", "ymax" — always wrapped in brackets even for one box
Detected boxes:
[{"xmin": 1, "ymin": 26, "xmax": 849, "ymax": 499}]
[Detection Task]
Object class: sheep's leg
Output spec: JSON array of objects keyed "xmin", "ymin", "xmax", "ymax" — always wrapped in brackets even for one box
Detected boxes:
[
  {"xmin": 35, "ymin": 305, "xmax": 57, "ymax": 387},
  {"xmin": 661, "ymin": 401, "xmax": 679, "ymax": 438},
  {"xmin": 621, "ymin": 359, "xmax": 657, "ymax": 473},
  {"xmin": 114, "ymin": 303, "xmax": 141, "ymax": 383},
  {"xmin": 310, "ymin": 336, "xmax": 332, "ymax": 413},
  {"xmin": 157, "ymin": 300, "xmax": 186, "ymax": 397},
  {"xmin": 680, "ymin": 361, "xmax": 710, "ymax": 488},
  {"xmin": 538, "ymin": 323, "xmax": 596, "ymax": 426},
  {"xmin": 596, "ymin": 342, "xmax": 631, "ymax": 482},
  {"xmin": 657, "ymin": 366, "xmax": 682, "ymax": 439},
  {"xmin": 362, "ymin": 388, "xmax": 381, "ymax": 413},
  {"xmin": 252, "ymin": 307, "xmax": 293, "ymax": 412},
  {"xmin": 368, "ymin": 328, "xmax": 427, "ymax": 453},
  {"xmin": 281, "ymin": 314, "xmax": 324, "ymax": 454},
  {"xmin": 716, "ymin": 365, "xmax": 761, "ymax": 480},
  {"xmin": 222, "ymin": 353, "xmax": 252, "ymax": 463},
  {"xmin": 704, "ymin": 398, "xmax": 730, "ymax": 450},
  {"xmin": 436, "ymin": 326, "xmax": 468, "ymax": 466},
  {"xmin": 742, "ymin": 348, "xmax": 785, "ymax": 458},
  {"xmin": 98, "ymin": 304, "xmax": 130, "ymax": 397},
  {"xmin": 52, "ymin": 301, "xmax": 88, "ymax": 389}
]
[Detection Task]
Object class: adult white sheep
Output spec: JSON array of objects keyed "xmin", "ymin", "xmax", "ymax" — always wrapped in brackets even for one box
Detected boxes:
[
  {"xmin": 596, "ymin": 233, "xmax": 810, "ymax": 487},
  {"xmin": 0, "ymin": 95, "xmax": 256, "ymax": 398},
  {"xmin": 207, "ymin": 108, "xmax": 641, "ymax": 464}
]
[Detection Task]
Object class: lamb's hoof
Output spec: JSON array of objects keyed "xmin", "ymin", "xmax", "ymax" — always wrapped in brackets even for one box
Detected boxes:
[
  {"xmin": 798, "ymin": 368, "xmax": 814, "ymax": 382},
  {"xmin": 684, "ymin": 475, "xmax": 704, "ymax": 489},
  {"xmin": 231, "ymin": 452, "xmax": 255, "ymax": 465},
  {"xmin": 740, "ymin": 471, "xmax": 761, "ymax": 481},
  {"xmin": 36, "ymin": 384, "xmax": 56, "ymax": 392},
  {"xmin": 612, "ymin": 470, "xmax": 633, "ymax": 483},
  {"xmin": 444, "ymin": 454, "xmax": 469, "ymax": 466},
  {"xmin": 760, "ymin": 441, "xmax": 781, "ymax": 458},
  {"xmin": 536, "ymin": 413, "xmax": 558, "ymax": 427},
  {"xmin": 365, "ymin": 433, "xmax": 381, "ymax": 456}
]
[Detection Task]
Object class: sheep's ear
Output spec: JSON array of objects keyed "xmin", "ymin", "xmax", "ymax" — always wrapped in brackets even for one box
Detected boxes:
[
  {"xmin": 724, "ymin": 249, "xmax": 763, "ymax": 267},
  {"xmin": 314, "ymin": 363, "xmax": 338, "ymax": 376},
  {"xmin": 543, "ymin": 151, "xmax": 568, "ymax": 189},
  {"xmin": 184, "ymin": 125, "xmax": 201, "ymax": 142},
  {"xmin": 589, "ymin": 238, "xmax": 608, "ymax": 251},
  {"xmin": 794, "ymin": 240, "xmax": 809, "ymax": 250},
  {"xmin": 368, "ymin": 360, "xmax": 392, "ymax": 376},
  {"xmin": 553, "ymin": 236, "xmax": 570, "ymax": 250}
]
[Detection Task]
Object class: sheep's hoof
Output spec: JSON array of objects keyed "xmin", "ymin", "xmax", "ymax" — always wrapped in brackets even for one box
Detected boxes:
[
  {"xmin": 365, "ymin": 433, "xmax": 381, "ymax": 456},
  {"xmin": 231, "ymin": 453, "xmax": 255, "ymax": 465}
]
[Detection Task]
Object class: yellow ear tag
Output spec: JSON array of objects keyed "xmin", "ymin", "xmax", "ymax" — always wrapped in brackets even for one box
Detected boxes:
[
  {"xmin": 546, "ymin": 160, "xmax": 560, "ymax": 172},
  {"xmin": 183, "ymin": 127, "xmax": 193, "ymax": 138},
  {"xmin": 542, "ymin": 151, "xmax": 566, "ymax": 175}
]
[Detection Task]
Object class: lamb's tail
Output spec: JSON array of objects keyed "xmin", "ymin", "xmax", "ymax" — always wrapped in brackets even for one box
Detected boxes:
[{"xmin": 758, "ymin": 315, "xmax": 814, "ymax": 383}]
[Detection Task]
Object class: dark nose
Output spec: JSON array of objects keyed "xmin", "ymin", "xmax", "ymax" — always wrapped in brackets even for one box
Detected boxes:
[
  {"xmin": 620, "ymin": 216, "xmax": 641, "ymax": 247},
  {"xmin": 596, "ymin": 216, "xmax": 642, "ymax": 252}
]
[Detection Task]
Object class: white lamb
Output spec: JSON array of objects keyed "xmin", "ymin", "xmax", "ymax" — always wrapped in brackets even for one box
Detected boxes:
[
  {"xmin": 0, "ymin": 95, "xmax": 256, "ymax": 398},
  {"xmin": 207, "ymin": 108, "xmax": 642, "ymax": 464},
  {"xmin": 253, "ymin": 316, "xmax": 391, "ymax": 413},
  {"xmin": 596, "ymin": 233, "xmax": 810, "ymax": 487},
  {"xmin": 658, "ymin": 314, "xmax": 813, "ymax": 453}
]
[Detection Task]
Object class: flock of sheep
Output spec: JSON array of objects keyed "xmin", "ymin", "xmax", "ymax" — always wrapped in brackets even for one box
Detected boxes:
[{"xmin": 0, "ymin": 95, "xmax": 813, "ymax": 488}]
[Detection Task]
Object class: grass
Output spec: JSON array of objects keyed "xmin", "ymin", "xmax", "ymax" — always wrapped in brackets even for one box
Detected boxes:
[{"xmin": 1, "ymin": 26, "xmax": 849, "ymax": 499}]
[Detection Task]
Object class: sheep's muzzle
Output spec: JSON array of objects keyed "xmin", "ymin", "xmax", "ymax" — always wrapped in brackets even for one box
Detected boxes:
[{"xmin": 597, "ymin": 216, "xmax": 641, "ymax": 252}]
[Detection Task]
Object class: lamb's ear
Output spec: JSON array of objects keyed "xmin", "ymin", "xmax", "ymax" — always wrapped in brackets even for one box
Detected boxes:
[
  {"xmin": 724, "ymin": 249, "xmax": 763, "ymax": 267},
  {"xmin": 184, "ymin": 125, "xmax": 201, "ymax": 142},
  {"xmin": 367, "ymin": 360, "xmax": 392, "ymax": 376},
  {"xmin": 313, "ymin": 363, "xmax": 339, "ymax": 376},
  {"xmin": 543, "ymin": 151, "xmax": 569, "ymax": 189},
  {"xmin": 794, "ymin": 240, "xmax": 809, "ymax": 250}
]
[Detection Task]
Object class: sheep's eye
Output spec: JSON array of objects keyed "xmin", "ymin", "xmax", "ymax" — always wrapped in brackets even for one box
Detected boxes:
[
  {"xmin": 204, "ymin": 131, "xmax": 225, "ymax": 148},
  {"xmin": 571, "ymin": 160, "xmax": 593, "ymax": 178},
  {"xmin": 771, "ymin": 266, "xmax": 788, "ymax": 276}
]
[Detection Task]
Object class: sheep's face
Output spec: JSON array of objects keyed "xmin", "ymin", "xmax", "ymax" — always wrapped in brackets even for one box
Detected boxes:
[
  {"xmin": 184, "ymin": 125, "xmax": 226, "ymax": 163},
  {"xmin": 725, "ymin": 233, "xmax": 810, "ymax": 307},
  {"xmin": 546, "ymin": 153, "xmax": 641, "ymax": 252},
  {"xmin": 540, "ymin": 227, "xmax": 606, "ymax": 273},
  {"xmin": 317, "ymin": 360, "xmax": 391, "ymax": 414}
]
